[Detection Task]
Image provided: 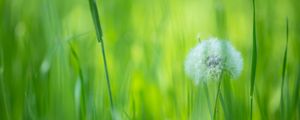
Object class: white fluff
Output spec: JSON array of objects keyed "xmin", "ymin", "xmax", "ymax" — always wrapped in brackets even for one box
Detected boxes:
[{"xmin": 184, "ymin": 37, "xmax": 243, "ymax": 84}]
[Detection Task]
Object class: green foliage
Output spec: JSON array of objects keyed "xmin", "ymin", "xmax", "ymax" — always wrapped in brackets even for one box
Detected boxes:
[
  {"xmin": 250, "ymin": 0, "xmax": 257, "ymax": 119},
  {"xmin": 88, "ymin": 0, "xmax": 114, "ymax": 114},
  {"xmin": 0, "ymin": 0, "xmax": 300, "ymax": 119}
]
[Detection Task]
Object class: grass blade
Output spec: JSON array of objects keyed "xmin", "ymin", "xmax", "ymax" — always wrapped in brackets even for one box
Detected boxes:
[
  {"xmin": 280, "ymin": 17, "xmax": 289, "ymax": 120},
  {"xmin": 204, "ymin": 82, "xmax": 213, "ymax": 120},
  {"xmin": 70, "ymin": 44, "xmax": 87, "ymax": 119},
  {"xmin": 0, "ymin": 50, "xmax": 10, "ymax": 120},
  {"xmin": 213, "ymin": 78, "xmax": 222, "ymax": 120},
  {"xmin": 219, "ymin": 92, "xmax": 229, "ymax": 120},
  {"xmin": 293, "ymin": 67, "xmax": 300, "ymax": 118},
  {"xmin": 250, "ymin": 0, "xmax": 257, "ymax": 119},
  {"xmin": 88, "ymin": 0, "xmax": 114, "ymax": 112},
  {"xmin": 88, "ymin": 0, "xmax": 103, "ymax": 43},
  {"xmin": 255, "ymin": 88, "xmax": 268, "ymax": 120}
]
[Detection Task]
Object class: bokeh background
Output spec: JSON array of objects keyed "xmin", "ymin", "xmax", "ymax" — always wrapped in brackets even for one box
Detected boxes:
[{"xmin": 0, "ymin": 0, "xmax": 299, "ymax": 119}]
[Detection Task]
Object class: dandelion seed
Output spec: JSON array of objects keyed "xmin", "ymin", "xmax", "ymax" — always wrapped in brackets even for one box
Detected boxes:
[{"xmin": 184, "ymin": 37, "xmax": 243, "ymax": 84}]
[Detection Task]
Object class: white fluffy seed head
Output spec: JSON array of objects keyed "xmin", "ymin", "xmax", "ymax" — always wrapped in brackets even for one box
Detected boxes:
[{"xmin": 184, "ymin": 37, "xmax": 243, "ymax": 84}]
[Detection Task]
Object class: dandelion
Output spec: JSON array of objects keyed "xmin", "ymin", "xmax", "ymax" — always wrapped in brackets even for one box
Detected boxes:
[
  {"xmin": 184, "ymin": 37, "xmax": 243, "ymax": 119},
  {"xmin": 184, "ymin": 37, "xmax": 243, "ymax": 84}
]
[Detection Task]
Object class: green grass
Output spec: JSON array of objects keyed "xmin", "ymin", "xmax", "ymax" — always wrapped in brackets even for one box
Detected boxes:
[
  {"xmin": 280, "ymin": 18, "xmax": 289, "ymax": 120},
  {"xmin": 88, "ymin": 0, "xmax": 114, "ymax": 114},
  {"xmin": 250, "ymin": 0, "xmax": 257, "ymax": 119},
  {"xmin": 204, "ymin": 82, "xmax": 213, "ymax": 119},
  {"xmin": 0, "ymin": 0, "xmax": 300, "ymax": 119},
  {"xmin": 0, "ymin": 50, "xmax": 10, "ymax": 120},
  {"xmin": 70, "ymin": 43, "xmax": 87, "ymax": 119},
  {"xmin": 213, "ymin": 77, "xmax": 222, "ymax": 120},
  {"xmin": 293, "ymin": 68, "xmax": 300, "ymax": 119}
]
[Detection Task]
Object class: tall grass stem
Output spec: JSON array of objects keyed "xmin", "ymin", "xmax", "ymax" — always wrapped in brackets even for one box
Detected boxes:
[
  {"xmin": 250, "ymin": 0, "xmax": 257, "ymax": 119},
  {"xmin": 280, "ymin": 17, "xmax": 289, "ymax": 120},
  {"xmin": 88, "ymin": 0, "xmax": 114, "ymax": 111},
  {"xmin": 70, "ymin": 45, "xmax": 87, "ymax": 119}
]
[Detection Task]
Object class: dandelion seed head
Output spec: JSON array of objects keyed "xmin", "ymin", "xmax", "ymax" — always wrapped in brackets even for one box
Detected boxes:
[{"xmin": 184, "ymin": 37, "xmax": 243, "ymax": 84}]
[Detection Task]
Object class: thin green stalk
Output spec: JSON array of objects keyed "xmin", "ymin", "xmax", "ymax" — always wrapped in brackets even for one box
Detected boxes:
[
  {"xmin": 219, "ymin": 92, "xmax": 229, "ymax": 120},
  {"xmin": 190, "ymin": 83, "xmax": 194, "ymax": 120},
  {"xmin": 132, "ymin": 97, "xmax": 136, "ymax": 120},
  {"xmin": 213, "ymin": 78, "xmax": 222, "ymax": 120},
  {"xmin": 70, "ymin": 45, "xmax": 87, "ymax": 119},
  {"xmin": 204, "ymin": 82, "xmax": 213, "ymax": 120},
  {"xmin": 255, "ymin": 87, "xmax": 268, "ymax": 120},
  {"xmin": 0, "ymin": 50, "xmax": 10, "ymax": 120},
  {"xmin": 187, "ymin": 82, "xmax": 193, "ymax": 120},
  {"xmin": 187, "ymin": 81, "xmax": 191, "ymax": 119},
  {"xmin": 221, "ymin": 76, "xmax": 233, "ymax": 120},
  {"xmin": 250, "ymin": 0, "xmax": 257, "ymax": 119},
  {"xmin": 88, "ymin": 0, "xmax": 114, "ymax": 111},
  {"xmin": 293, "ymin": 67, "xmax": 300, "ymax": 118},
  {"xmin": 280, "ymin": 18, "xmax": 289, "ymax": 120}
]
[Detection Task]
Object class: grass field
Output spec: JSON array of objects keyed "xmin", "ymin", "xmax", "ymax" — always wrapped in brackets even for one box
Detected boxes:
[{"xmin": 0, "ymin": 0, "xmax": 299, "ymax": 119}]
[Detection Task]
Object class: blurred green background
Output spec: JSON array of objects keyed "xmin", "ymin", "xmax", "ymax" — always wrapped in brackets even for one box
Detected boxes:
[{"xmin": 0, "ymin": 0, "xmax": 299, "ymax": 119}]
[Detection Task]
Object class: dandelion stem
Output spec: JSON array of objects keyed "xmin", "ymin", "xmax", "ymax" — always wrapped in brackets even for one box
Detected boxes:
[
  {"xmin": 204, "ymin": 82, "xmax": 213, "ymax": 120},
  {"xmin": 88, "ymin": 0, "xmax": 114, "ymax": 111},
  {"xmin": 250, "ymin": 0, "xmax": 257, "ymax": 119},
  {"xmin": 213, "ymin": 77, "xmax": 222, "ymax": 120},
  {"xmin": 280, "ymin": 17, "xmax": 289, "ymax": 120},
  {"xmin": 219, "ymin": 92, "xmax": 229, "ymax": 119}
]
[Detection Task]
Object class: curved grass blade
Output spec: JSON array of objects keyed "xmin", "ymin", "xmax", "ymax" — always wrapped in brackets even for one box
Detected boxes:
[
  {"xmin": 280, "ymin": 17, "xmax": 289, "ymax": 120},
  {"xmin": 70, "ymin": 44, "xmax": 87, "ymax": 119},
  {"xmin": 250, "ymin": 0, "xmax": 257, "ymax": 119},
  {"xmin": 88, "ymin": 0, "xmax": 114, "ymax": 112}
]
